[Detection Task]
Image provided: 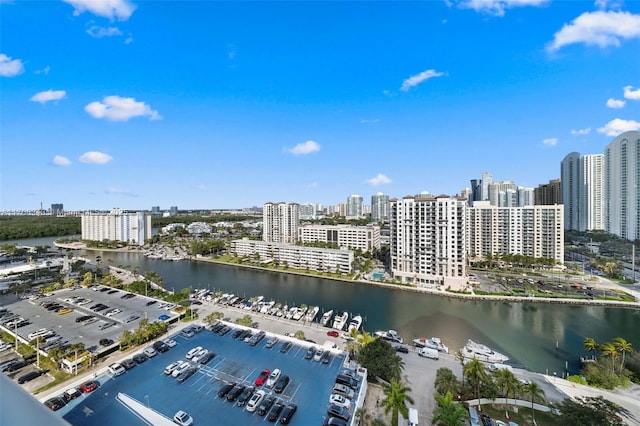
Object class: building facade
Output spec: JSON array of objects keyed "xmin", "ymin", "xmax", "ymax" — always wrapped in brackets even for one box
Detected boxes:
[
  {"xmin": 230, "ymin": 239, "xmax": 353, "ymax": 274},
  {"xmin": 262, "ymin": 202, "xmax": 300, "ymax": 243},
  {"xmin": 605, "ymin": 131, "xmax": 640, "ymax": 240},
  {"xmin": 561, "ymin": 152, "xmax": 581, "ymax": 231},
  {"xmin": 298, "ymin": 224, "xmax": 381, "ymax": 252},
  {"xmin": 534, "ymin": 179, "xmax": 561, "ymax": 206},
  {"xmin": 390, "ymin": 195, "xmax": 466, "ymax": 287},
  {"xmin": 346, "ymin": 195, "xmax": 363, "ymax": 219},
  {"xmin": 466, "ymin": 202, "xmax": 564, "ymax": 264},
  {"xmin": 81, "ymin": 209, "xmax": 152, "ymax": 245},
  {"xmin": 371, "ymin": 192, "xmax": 390, "ymax": 222},
  {"xmin": 561, "ymin": 152, "xmax": 604, "ymax": 232}
]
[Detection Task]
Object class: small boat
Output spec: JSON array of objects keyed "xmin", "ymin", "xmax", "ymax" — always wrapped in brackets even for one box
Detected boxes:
[
  {"xmin": 293, "ymin": 306, "xmax": 308, "ymax": 321},
  {"xmin": 413, "ymin": 337, "xmax": 448, "ymax": 353},
  {"xmin": 375, "ymin": 330, "xmax": 403, "ymax": 344},
  {"xmin": 461, "ymin": 339, "xmax": 509, "ymax": 363},
  {"xmin": 347, "ymin": 315, "xmax": 363, "ymax": 333},
  {"xmin": 332, "ymin": 312, "xmax": 349, "ymax": 330},
  {"xmin": 305, "ymin": 306, "xmax": 319, "ymax": 323},
  {"xmin": 321, "ymin": 310, "xmax": 334, "ymax": 326}
]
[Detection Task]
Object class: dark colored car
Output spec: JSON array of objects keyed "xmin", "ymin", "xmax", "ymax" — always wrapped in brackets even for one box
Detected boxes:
[
  {"xmin": 199, "ymin": 352, "xmax": 216, "ymax": 365},
  {"xmin": 146, "ymin": 300, "xmax": 157, "ymax": 306},
  {"xmin": 335, "ymin": 374, "xmax": 358, "ymax": 390},
  {"xmin": 480, "ymin": 414, "xmax": 493, "ymax": 426},
  {"xmin": 45, "ymin": 396, "xmax": 66, "ymax": 411},
  {"xmin": 304, "ymin": 347, "xmax": 315, "ymax": 360},
  {"xmin": 132, "ymin": 353, "xmax": 147, "ymax": 364},
  {"xmin": 121, "ymin": 293, "xmax": 135, "ymax": 299},
  {"xmin": 279, "ymin": 403, "xmax": 297, "ymax": 424},
  {"xmin": 107, "ymin": 289, "xmax": 119, "ymax": 294},
  {"xmin": 257, "ymin": 395, "xmax": 276, "ymax": 416},
  {"xmin": 79, "ymin": 380, "xmax": 98, "ymax": 393},
  {"xmin": 323, "ymin": 417, "xmax": 348, "ymax": 426},
  {"xmin": 176, "ymin": 366, "xmax": 198, "ymax": 383},
  {"xmin": 273, "ymin": 375, "xmax": 290, "ymax": 394},
  {"xmin": 5, "ymin": 360, "xmax": 27, "ymax": 372},
  {"xmin": 395, "ymin": 345, "xmax": 409, "ymax": 354},
  {"xmin": 218, "ymin": 325, "xmax": 231, "ymax": 336},
  {"xmin": 226, "ymin": 384, "xmax": 246, "ymax": 402},
  {"xmin": 236, "ymin": 385, "xmax": 255, "ymax": 407},
  {"xmin": 232, "ymin": 329, "xmax": 243, "ymax": 339},
  {"xmin": 94, "ymin": 305, "xmax": 108, "ymax": 312},
  {"xmin": 322, "ymin": 351, "xmax": 332, "ymax": 364},
  {"xmin": 210, "ymin": 324, "xmax": 223, "ymax": 333},
  {"xmin": 99, "ymin": 338, "xmax": 114, "ymax": 346},
  {"xmin": 17, "ymin": 369, "xmax": 46, "ymax": 384},
  {"xmin": 267, "ymin": 402, "xmax": 284, "ymax": 422},
  {"xmin": 327, "ymin": 404, "xmax": 350, "ymax": 421},
  {"xmin": 120, "ymin": 359, "xmax": 137, "ymax": 370},
  {"xmin": 217, "ymin": 382, "xmax": 235, "ymax": 398},
  {"xmin": 75, "ymin": 315, "xmax": 93, "ymax": 323},
  {"xmin": 279, "ymin": 341, "xmax": 292, "ymax": 353},
  {"xmin": 153, "ymin": 340, "xmax": 169, "ymax": 353}
]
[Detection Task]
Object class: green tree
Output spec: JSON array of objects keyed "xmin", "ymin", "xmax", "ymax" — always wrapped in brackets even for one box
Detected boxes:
[
  {"xmin": 584, "ymin": 337, "xmax": 599, "ymax": 356},
  {"xmin": 600, "ymin": 342, "xmax": 619, "ymax": 373},
  {"xmin": 612, "ymin": 337, "xmax": 633, "ymax": 372},
  {"xmin": 555, "ymin": 396, "xmax": 625, "ymax": 426},
  {"xmin": 294, "ymin": 330, "xmax": 305, "ymax": 340},
  {"xmin": 235, "ymin": 315, "xmax": 253, "ymax": 327},
  {"xmin": 434, "ymin": 368, "xmax": 460, "ymax": 396},
  {"xmin": 355, "ymin": 406, "xmax": 372, "ymax": 426},
  {"xmin": 432, "ymin": 391, "xmax": 468, "ymax": 426},
  {"xmin": 463, "ymin": 358, "xmax": 488, "ymax": 409},
  {"xmin": 203, "ymin": 311, "xmax": 224, "ymax": 326},
  {"xmin": 380, "ymin": 378, "xmax": 414, "ymax": 426},
  {"xmin": 359, "ymin": 338, "xmax": 404, "ymax": 382},
  {"xmin": 522, "ymin": 381, "xmax": 546, "ymax": 424}
]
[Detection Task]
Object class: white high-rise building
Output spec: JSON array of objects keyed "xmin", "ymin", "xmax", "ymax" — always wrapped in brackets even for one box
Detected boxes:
[
  {"xmin": 517, "ymin": 187, "xmax": 535, "ymax": 207},
  {"xmin": 81, "ymin": 209, "xmax": 152, "ymax": 246},
  {"xmin": 371, "ymin": 192, "xmax": 390, "ymax": 222},
  {"xmin": 605, "ymin": 131, "xmax": 640, "ymax": 240},
  {"xmin": 561, "ymin": 152, "xmax": 604, "ymax": 232},
  {"xmin": 346, "ymin": 194, "xmax": 363, "ymax": 219},
  {"xmin": 467, "ymin": 202, "xmax": 564, "ymax": 264},
  {"xmin": 298, "ymin": 224, "xmax": 381, "ymax": 252},
  {"xmin": 262, "ymin": 202, "xmax": 299, "ymax": 243},
  {"xmin": 390, "ymin": 195, "xmax": 466, "ymax": 287}
]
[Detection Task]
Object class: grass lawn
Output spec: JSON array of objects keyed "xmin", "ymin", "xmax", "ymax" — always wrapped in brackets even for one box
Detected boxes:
[{"xmin": 479, "ymin": 403, "xmax": 561, "ymax": 426}]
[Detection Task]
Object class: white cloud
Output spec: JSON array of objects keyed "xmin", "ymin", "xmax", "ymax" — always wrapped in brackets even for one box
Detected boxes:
[
  {"xmin": 448, "ymin": 0, "xmax": 548, "ymax": 17},
  {"xmin": 542, "ymin": 137, "xmax": 558, "ymax": 146},
  {"xmin": 105, "ymin": 187, "xmax": 138, "ymax": 197},
  {"xmin": 360, "ymin": 119, "xmax": 379, "ymax": 124},
  {"xmin": 63, "ymin": 0, "xmax": 136, "ymax": 20},
  {"xmin": 401, "ymin": 69, "xmax": 445, "ymax": 92},
  {"xmin": 85, "ymin": 96, "xmax": 161, "ymax": 121},
  {"xmin": 606, "ymin": 98, "xmax": 626, "ymax": 108},
  {"xmin": 34, "ymin": 66, "xmax": 50, "ymax": 75},
  {"xmin": 306, "ymin": 182, "xmax": 318, "ymax": 189},
  {"xmin": 194, "ymin": 183, "xmax": 206, "ymax": 190},
  {"xmin": 549, "ymin": 11, "xmax": 640, "ymax": 51},
  {"xmin": 571, "ymin": 127, "xmax": 591, "ymax": 136},
  {"xmin": 623, "ymin": 85, "xmax": 640, "ymax": 100},
  {"xmin": 87, "ymin": 25, "xmax": 123, "ymax": 38},
  {"xmin": 367, "ymin": 173, "xmax": 392, "ymax": 186},
  {"xmin": 597, "ymin": 118, "xmax": 640, "ymax": 136},
  {"xmin": 286, "ymin": 140, "xmax": 320, "ymax": 155},
  {"xmin": 52, "ymin": 155, "xmax": 71, "ymax": 166},
  {"xmin": 79, "ymin": 151, "xmax": 113, "ymax": 164},
  {"xmin": 0, "ymin": 53, "xmax": 25, "ymax": 77},
  {"xmin": 595, "ymin": 0, "xmax": 624, "ymax": 10},
  {"xmin": 30, "ymin": 89, "xmax": 67, "ymax": 103}
]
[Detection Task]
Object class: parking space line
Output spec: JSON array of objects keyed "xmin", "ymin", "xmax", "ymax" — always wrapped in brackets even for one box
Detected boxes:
[
  {"xmin": 289, "ymin": 383, "xmax": 302, "ymax": 400},
  {"xmin": 243, "ymin": 367, "xmax": 257, "ymax": 382}
]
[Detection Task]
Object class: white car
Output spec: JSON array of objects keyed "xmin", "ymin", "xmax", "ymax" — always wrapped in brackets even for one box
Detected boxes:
[
  {"xmin": 192, "ymin": 349, "xmax": 208, "ymax": 363},
  {"xmin": 164, "ymin": 338, "xmax": 177, "ymax": 348},
  {"xmin": 246, "ymin": 389, "xmax": 265, "ymax": 413},
  {"xmin": 265, "ymin": 368, "xmax": 281, "ymax": 388},
  {"xmin": 108, "ymin": 363, "xmax": 126, "ymax": 376},
  {"xmin": 313, "ymin": 348, "xmax": 324, "ymax": 362},
  {"xmin": 185, "ymin": 346, "xmax": 203, "ymax": 359},
  {"xmin": 105, "ymin": 309, "xmax": 121, "ymax": 317},
  {"xmin": 143, "ymin": 346, "xmax": 157, "ymax": 358},
  {"xmin": 173, "ymin": 410, "xmax": 194, "ymax": 426},
  {"xmin": 164, "ymin": 361, "xmax": 181, "ymax": 375},
  {"xmin": 329, "ymin": 393, "xmax": 352, "ymax": 410},
  {"xmin": 171, "ymin": 361, "xmax": 190, "ymax": 378}
]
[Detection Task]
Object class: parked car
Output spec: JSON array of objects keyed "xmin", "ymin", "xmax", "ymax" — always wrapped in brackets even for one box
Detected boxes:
[
  {"xmin": 279, "ymin": 341, "xmax": 292, "ymax": 353},
  {"xmin": 254, "ymin": 368, "xmax": 270, "ymax": 386},
  {"xmin": 163, "ymin": 338, "xmax": 177, "ymax": 348},
  {"xmin": 395, "ymin": 345, "xmax": 409, "ymax": 354},
  {"xmin": 62, "ymin": 387, "xmax": 81, "ymax": 401},
  {"xmin": 265, "ymin": 368, "xmax": 281, "ymax": 388},
  {"xmin": 173, "ymin": 410, "xmax": 194, "ymax": 426},
  {"xmin": 279, "ymin": 403, "xmax": 297, "ymax": 425},
  {"xmin": 143, "ymin": 346, "xmax": 157, "ymax": 358},
  {"xmin": 313, "ymin": 348, "xmax": 325, "ymax": 362},
  {"xmin": 236, "ymin": 385, "xmax": 255, "ymax": 407},
  {"xmin": 4, "ymin": 360, "xmax": 27, "ymax": 372},
  {"xmin": 199, "ymin": 351, "xmax": 216, "ymax": 365},
  {"xmin": 323, "ymin": 417, "xmax": 348, "ymax": 426},
  {"xmin": 186, "ymin": 346, "xmax": 203, "ymax": 359},
  {"xmin": 217, "ymin": 382, "xmax": 235, "ymax": 398},
  {"xmin": 99, "ymin": 338, "xmax": 114, "ymax": 346},
  {"xmin": 79, "ymin": 380, "xmax": 98, "ymax": 393},
  {"xmin": 246, "ymin": 389, "xmax": 266, "ymax": 413},
  {"xmin": 176, "ymin": 366, "xmax": 198, "ymax": 383},
  {"xmin": 108, "ymin": 363, "xmax": 126, "ymax": 376},
  {"xmin": 132, "ymin": 353, "xmax": 148, "ymax": 364},
  {"xmin": 329, "ymin": 393, "xmax": 352, "ymax": 410},
  {"xmin": 18, "ymin": 369, "xmax": 46, "ymax": 384},
  {"xmin": 120, "ymin": 359, "xmax": 136, "ymax": 370},
  {"xmin": 304, "ymin": 347, "xmax": 315, "ymax": 360},
  {"xmin": 192, "ymin": 349, "xmax": 209, "ymax": 363},
  {"xmin": 332, "ymin": 383, "xmax": 355, "ymax": 400},
  {"xmin": 98, "ymin": 322, "xmax": 116, "ymax": 330},
  {"xmin": 153, "ymin": 340, "xmax": 169, "ymax": 353},
  {"xmin": 327, "ymin": 404, "xmax": 350, "ymax": 422},
  {"xmin": 145, "ymin": 300, "xmax": 157, "ymax": 306},
  {"xmin": 45, "ymin": 396, "xmax": 66, "ymax": 411},
  {"xmin": 322, "ymin": 351, "xmax": 332, "ymax": 364},
  {"xmin": 164, "ymin": 361, "xmax": 181, "ymax": 375},
  {"xmin": 335, "ymin": 374, "xmax": 358, "ymax": 390},
  {"xmin": 171, "ymin": 361, "xmax": 190, "ymax": 377},
  {"xmin": 226, "ymin": 383, "xmax": 246, "ymax": 402},
  {"xmin": 125, "ymin": 315, "xmax": 140, "ymax": 323},
  {"xmin": 327, "ymin": 330, "xmax": 339, "ymax": 337},
  {"xmin": 267, "ymin": 401, "xmax": 284, "ymax": 422},
  {"xmin": 273, "ymin": 375, "xmax": 290, "ymax": 394},
  {"xmin": 257, "ymin": 395, "xmax": 276, "ymax": 416},
  {"xmin": 265, "ymin": 336, "xmax": 279, "ymax": 348}
]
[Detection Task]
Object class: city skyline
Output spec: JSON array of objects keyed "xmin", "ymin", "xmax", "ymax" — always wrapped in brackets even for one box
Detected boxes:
[{"xmin": 2, "ymin": 0, "xmax": 639, "ymax": 211}]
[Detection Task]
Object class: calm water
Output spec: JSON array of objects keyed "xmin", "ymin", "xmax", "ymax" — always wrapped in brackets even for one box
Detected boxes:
[{"xmin": 3, "ymin": 236, "xmax": 639, "ymax": 375}]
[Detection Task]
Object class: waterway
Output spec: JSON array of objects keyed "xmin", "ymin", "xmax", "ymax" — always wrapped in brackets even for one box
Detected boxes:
[{"xmin": 3, "ymin": 236, "xmax": 639, "ymax": 376}]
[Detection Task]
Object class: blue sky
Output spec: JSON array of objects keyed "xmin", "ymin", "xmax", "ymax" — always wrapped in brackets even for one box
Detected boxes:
[{"xmin": 1, "ymin": 0, "xmax": 639, "ymax": 211}]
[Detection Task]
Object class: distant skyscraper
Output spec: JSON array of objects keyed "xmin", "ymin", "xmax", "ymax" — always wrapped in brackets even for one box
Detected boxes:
[
  {"xmin": 262, "ymin": 202, "xmax": 299, "ymax": 243},
  {"xmin": 481, "ymin": 171, "xmax": 493, "ymax": 201},
  {"xmin": 371, "ymin": 192, "xmax": 390, "ymax": 222},
  {"xmin": 605, "ymin": 131, "xmax": 640, "ymax": 240},
  {"xmin": 561, "ymin": 152, "xmax": 604, "ymax": 232},
  {"xmin": 81, "ymin": 209, "xmax": 152, "ymax": 245},
  {"xmin": 489, "ymin": 180, "xmax": 516, "ymax": 206},
  {"xmin": 299, "ymin": 203, "xmax": 316, "ymax": 220},
  {"xmin": 169, "ymin": 206, "xmax": 178, "ymax": 217},
  {"xmin": 51, "ymin": 203, "xmax": 64, "ymax": 215},
  {"xmin": 346, "ymin": 194, "xmax": 363, "ymax": 219},
  {"xmin": 534, "ymin": 179, "xmax": 561, "ymax": 205},
  {"xmin": 517, "ymin": 187, "xmax": 534, "ymax": 207},
  {"xmin": 561, "ymin": 152, "xmax": 581, "ymax": 231},
  {"xmin": 151, "ymin": 206, "xmax": 161, "ymax": 216}
]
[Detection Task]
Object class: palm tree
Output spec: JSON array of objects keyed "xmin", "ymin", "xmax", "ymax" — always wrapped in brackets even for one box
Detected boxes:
[
  {"xmin": 463, "ymin": 358, "xmax": 488, "ymax": 409},
  {"xmin": 355, "ymin": 406, "xmax": 372, "ymax": 426},
  {"xmin": 435, "ymin": 368, "xmax": 460, "ymax": 396},
  {"xmin": 388, "ymin": 354, "xmax": 405, "ymax": 382},
  {"xmin": 612, "ymin": 337, "xmax": 633, "ymax": 372},
  {"xmin": 600, "ymin": 342, "xmax": 619, "ymax": 373},
  {"xmin": 357, "ymin": 330, "xmax": 376, "ymax": 348},
  {"xmin": 583, "ymin": 337, "xmax": 598, "ymax": 357},
  {"xmin": 381, "ymin": 378, "xmax": 415, "ymax": 426},
  {"xmin": 432, "ymin": 391, "xmax": 468, "ymax": 426},
  {"xmin": 523, "ymin": 381, "xmax": 546, "ymax": 424}
]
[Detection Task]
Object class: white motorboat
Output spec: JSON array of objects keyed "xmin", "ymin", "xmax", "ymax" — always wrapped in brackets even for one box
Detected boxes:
[
  {"xmin": 332, "ymin": 312, "xmax": 349, "ymax": 330},
  {"xmin": 305, "ymin": 306, "xmax": 319, "ymax": 323},
  {"xmin": 375, "ymin": 330, "xmax": 403, "ymax": 344},
  {"xmin": 347, "ymin": 315, "xmax": 363, "ymax": 333},
  {"xmin": 321, "ymin": 310, "xmax": 334, "ymax": 327},
  {"xmin": 461, "ymin": 339, "xmax": 509, "ymax": 363},
  {"xmin": 413, "ymin": 337, "xmax": 449, "ymax": 353}
]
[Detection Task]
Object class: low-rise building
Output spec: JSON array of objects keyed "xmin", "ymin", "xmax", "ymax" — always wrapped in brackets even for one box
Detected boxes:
[{"xmin": 297, "ymin": 224, "xmax": 380, "ymax": 252}]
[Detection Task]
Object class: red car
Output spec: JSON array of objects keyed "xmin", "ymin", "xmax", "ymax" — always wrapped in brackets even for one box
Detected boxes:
[
  {"xmin": 254, "ymin": 368, "xmax": 270, "ymax": 386},
  {"xmin": 327, "ymin": 330, "xmax": 339, "ymax": 337},
  {"xmin": 79, "ymin": 381, "xmax": 98, "ymax": 393}
]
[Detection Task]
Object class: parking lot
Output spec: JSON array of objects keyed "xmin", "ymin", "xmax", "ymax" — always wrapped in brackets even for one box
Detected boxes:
[{"xmin": 55, "ymin": 324, "xmax": 359, "ymax": 425}]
